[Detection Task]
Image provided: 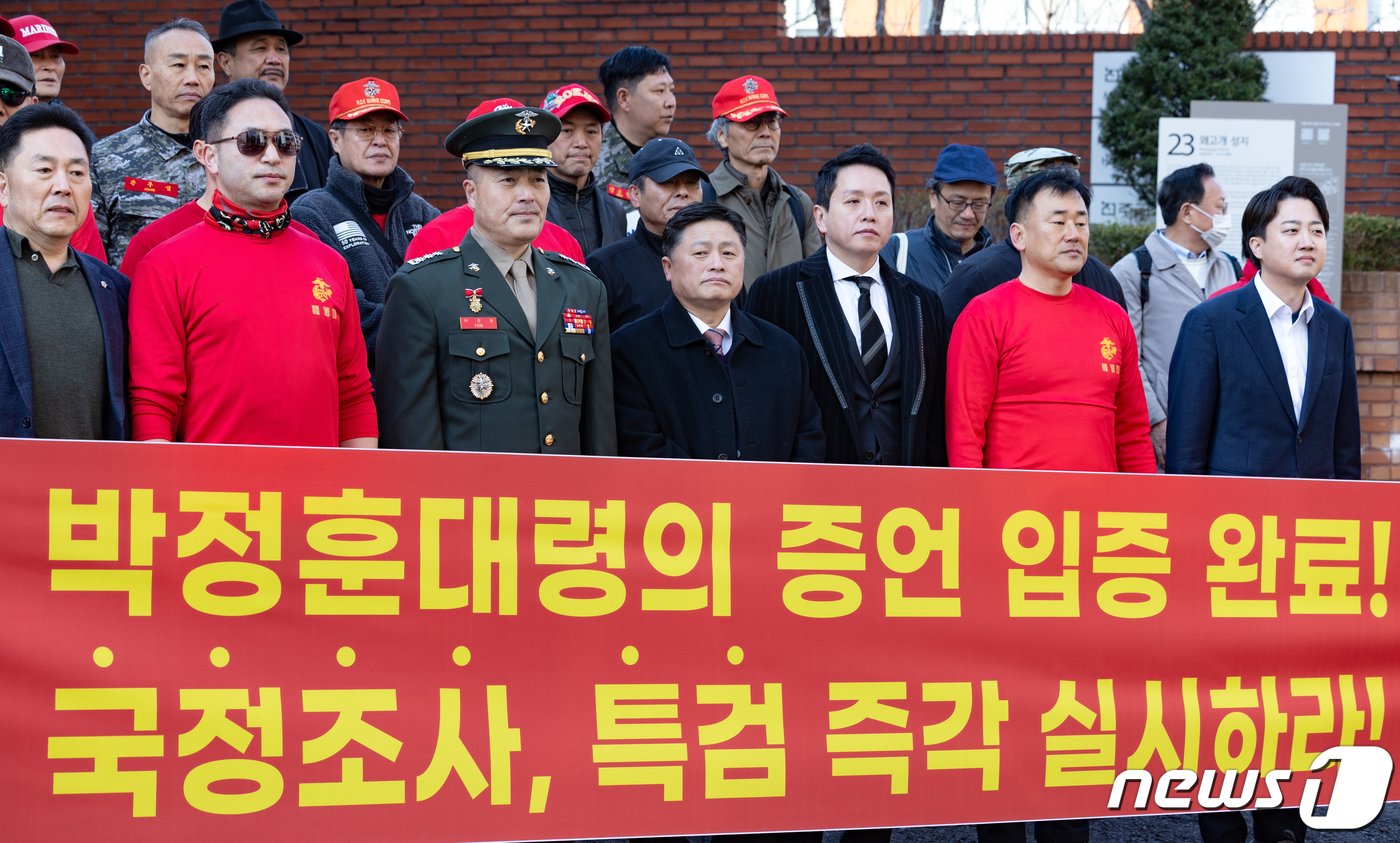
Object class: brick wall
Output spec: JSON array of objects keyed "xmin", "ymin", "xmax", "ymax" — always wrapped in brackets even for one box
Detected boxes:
[
  {"xmin": 1346, "ymin": 271, "xmax": 1400, "ymax": 481},
  {"xmin": 53, "ymin": 2, "xmax": 1400, "ymax": 213}
]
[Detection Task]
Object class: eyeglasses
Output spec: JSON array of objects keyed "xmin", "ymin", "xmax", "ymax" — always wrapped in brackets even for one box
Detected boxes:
[
  {"xmin": 0, "ymin": 86, "xmax": 33, "ymax": 107},
  {"xmin": 343, "ymin": 123, "xmax": 404, "ymax": 142},
  {"xmin": 209, "ymin": 129, "xmax": 303, "ymax": 157},
  {"xmin": 935, "ymin": 188, "xmax": 991, "ymax": 214},
  {"xmin": 734, "ymin": 113, "xmax": 783, "ymax": 131}
]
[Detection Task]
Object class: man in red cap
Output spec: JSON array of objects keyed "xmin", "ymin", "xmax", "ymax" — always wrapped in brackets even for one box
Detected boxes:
[
  {"xmin": 540, "ymin": 83, "xmax": 626, "ymax": 256},
  {"xmin": 11, "ymin": 14, "xmax": 77, "ymax": 104},
  {"xmin": 291, "ymin": 77, "xmax": 439, "ymax": 376},
  {"xmin": 403, "ymin": 98, "xmax": 586, "ymax": 264},
  {"xmin": 706, "ymin": 74, "xmax": 820, "ymax": 288}
]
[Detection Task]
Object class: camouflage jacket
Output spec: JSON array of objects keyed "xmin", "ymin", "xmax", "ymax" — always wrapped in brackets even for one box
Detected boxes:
[
  {"xmin": 91, "ymin": 112, "xmax": 206, "ymax": 266},
  {"xmin": 592, "ymin": 122, "xmax": 637, "ymax": 203}
]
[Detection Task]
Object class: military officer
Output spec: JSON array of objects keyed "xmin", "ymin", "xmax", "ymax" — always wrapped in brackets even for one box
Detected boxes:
[{"xmin": 375, "ymin": 98, "xmax": 616, "ymax": 455}]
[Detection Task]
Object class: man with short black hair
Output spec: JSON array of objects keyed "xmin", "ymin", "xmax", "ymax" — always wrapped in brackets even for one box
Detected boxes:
[
  {"xmin": 882, "ymin": 143, "xmax": 997, "ymax": 293},
  {"xmin": 213, "ymin": 0, "xmax": 332, "ymax": 198},
  {"xmin": 1111, "ymin": 162, "xmax": 1239, "ymax": 467},
  {"xmin": 948, "ymin": 168, "xmax": 1154, "ymax": 478},
  {"xmin": 748, "ymin": 143, "xmax": 948, "ymax": 467},
  {"xmin": 0, "ymin": 103, "xmax": 127, "ymax": 439},
  {"xmin": 540, "ymin": 82, "xmax": 625, "ymax": 255},
  {"xmin": 128, "ymin": 79, "xmax": 376, "ymax": 448},
  {"xmin": 940, "ymin": 147, "xmax": 1126, "ymax": 324},
  {"xmin": 11, "ymin": 14, "xmax": 76, "ymax": 104},
  {"xmin": 594, "ymin": 45, "xmax": 674, "ymax": 199},
  {"xmin": 1168, "ymin": 176, "xmax": 1358, "ymax": 483},
  {"xmin": 587, "ymin": 136, "xmax": 704, "ymax": 329},
  {"xmin": 291, "ymin": 76, "xmax": 439, "ymax": 375},
  {"xmin": 91, "ymin": 18, "xmax": 213, "ymax": 266},
  {"xmin": 613, "ymin": 201, "xmax": 824, "ymax": 461},
  {"xmin": 375, "ymin": 98, "xmax": 614, "ymax": 455},
  {"xmin": 705, "ymin": 74, "xmax": 820, "ymax": 288}
]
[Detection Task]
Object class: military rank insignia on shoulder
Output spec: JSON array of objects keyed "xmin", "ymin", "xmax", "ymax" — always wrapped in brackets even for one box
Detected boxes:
[
  {"xmin": 404, "ymin": 249, "xmax": 454, "ymax": 268},
  {"xmin": 540, "ymin": 250, "xmax": 589, "ymax": 271}
]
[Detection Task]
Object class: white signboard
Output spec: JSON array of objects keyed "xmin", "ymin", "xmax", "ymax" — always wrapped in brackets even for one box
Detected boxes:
[
  {"xmin": 1090, "ymin": 52, "xmax": 1335, "ymax": 223},
  {"xmin": 1156, "ymin": 117, "xmax": 1296, "ymax": 260}
]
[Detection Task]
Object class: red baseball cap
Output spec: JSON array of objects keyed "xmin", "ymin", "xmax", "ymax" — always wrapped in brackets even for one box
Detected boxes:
[
  {"xmin": 11, "ymin": 15, "xmax": 78, "ymax": 55},
  {"xmin": 466, "ymin": 97, "xmax": 525, "ymax": 120},
  {"xmin": 540, "ymin": 83, "xmax": 611, "ymax": 123},
  {"xmin": 712, "ymin": 74, "xmax": 787, "ymax": 122},
  {"xmin": 329, "ymin": 77, "xmax": 408, "ymax": 123}
]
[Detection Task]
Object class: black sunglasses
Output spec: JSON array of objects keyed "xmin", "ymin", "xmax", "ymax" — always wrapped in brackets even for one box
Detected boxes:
[
  {"xmin": 0, "ymin": 86, "xmax": 33, "ymax": 107},
  {"xmin": 209, "ymin": 129, "xmax": 303, "ymax": 157}
]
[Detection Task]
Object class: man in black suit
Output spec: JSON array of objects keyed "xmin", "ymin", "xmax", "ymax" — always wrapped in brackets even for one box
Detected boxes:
[
  {"xmin": 1168, "ymin": 176, "xmax": 1357, "ymax": 843},
  {"xmin": 612, "ymin": 202, "xmax": 824, "ymax": 461},
  {"xmin": 747, "ymin": 143, "xmax": 947, "ymax": 467}
]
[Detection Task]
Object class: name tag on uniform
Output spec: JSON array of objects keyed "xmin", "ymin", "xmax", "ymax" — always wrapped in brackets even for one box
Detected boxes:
[
  {"xmin": 122, "ymin": 177, "xmax": 179, "ymax": 197},
  {"xmin": 460, "ymin": 317, "xmax": 498, "ymax": 330},
  {"xmin": 562, "ymin": 308, "xmax": 594, "ymax": 334}
]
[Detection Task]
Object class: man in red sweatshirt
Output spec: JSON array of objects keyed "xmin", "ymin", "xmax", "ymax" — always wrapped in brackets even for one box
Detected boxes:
[
  {"xmin": 128, "ymin": 78, "xmax": 376, "ymax": 447},
  {"xmin": 948, "ymin": 167, "xmax": 1154, "ymax": 476}
]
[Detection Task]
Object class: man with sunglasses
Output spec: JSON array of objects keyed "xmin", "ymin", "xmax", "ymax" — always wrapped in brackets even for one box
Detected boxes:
[
  {"xmin": 376, "ymin": 99, "xmax": 615, "ymax": 455},
  {"xmin": 90, "ymin": 18, "xmax": 213, "ymax": 267},
  {"xmin": 213, "ymin": 0, "xmax": 332, "ymax": 200},
  {"xmin": 291, "ymin": 77, "xmax": 439, "ymax": 377},
  {"xmin": 705, "ymin": 74, "xmax": 820, "ymax": 289},
  {"xmin": 881, "ymin": 143, "xmax": 997, "ymax": 295},
  {"xmin": 128, "ymin": 79, "xmax": 376, "ymax": 448}
]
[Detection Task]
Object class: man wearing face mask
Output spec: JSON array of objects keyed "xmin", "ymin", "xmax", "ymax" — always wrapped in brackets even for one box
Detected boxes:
[{"xmin": 1110, "ymin": 163, "xmax": 1240, "ymax": 469}]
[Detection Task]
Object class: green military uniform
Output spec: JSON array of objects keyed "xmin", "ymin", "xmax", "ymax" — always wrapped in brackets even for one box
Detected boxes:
[
  {"xmin": 374, "ymin": 97, "xmax": 615, "ymax": 455},
  {"xmin": 376, "ymin": 232, "xmax": 614, "ymax": 453}
]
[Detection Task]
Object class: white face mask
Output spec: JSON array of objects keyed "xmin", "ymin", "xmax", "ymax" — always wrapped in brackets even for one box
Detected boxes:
[{"xmin": 1188, "ymin": 204, "xmax": 1231, "ymax": 250}]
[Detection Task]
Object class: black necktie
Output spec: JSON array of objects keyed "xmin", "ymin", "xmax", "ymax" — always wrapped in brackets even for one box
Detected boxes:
[{"xmin": 853, "ymin": 276, "xmax": 887, "ymax": 382}]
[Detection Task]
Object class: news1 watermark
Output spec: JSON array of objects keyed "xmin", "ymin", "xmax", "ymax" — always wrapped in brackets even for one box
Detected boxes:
[{"xmin": 1107, "ymin": 745, "xmax": 1395, "ymax": 830}]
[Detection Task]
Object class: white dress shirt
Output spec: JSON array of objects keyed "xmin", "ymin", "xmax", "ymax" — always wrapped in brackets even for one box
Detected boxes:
[
  {"xmin": 1255, "ymin": 276, "xmax": 1313, "ymax": 422},
  {"xmin": 827, "ymin": 251, "xmax": 894, "ymax": 351},
  {"xmin": 687, "ymin": 308, "xmax": 734, "ymax": 354}
]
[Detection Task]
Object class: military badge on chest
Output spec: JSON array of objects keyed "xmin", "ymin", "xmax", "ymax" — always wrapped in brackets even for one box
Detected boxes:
[
  {"xmin": 470, "ymin": 372, "xmax": 494, "ymax": 399},
  {"xmin": 466, "ymin": 287, "xmax": 485, "ymax": 313}
]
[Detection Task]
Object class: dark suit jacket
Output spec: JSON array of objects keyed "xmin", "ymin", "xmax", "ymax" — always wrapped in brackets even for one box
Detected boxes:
[
  {"xmin": 0, "ymin": 229, "xmax": 129, "ymax": 439},
  {"xmin": 1165, "ymin": 283, "xmax": 1360, "ymax": 479},
  {"xmin": 611, "ymin": 296, "xmax": 825, "ymax": 462},
  {"xmin": 746, "ymin": 248, "xmax": 948, "ymax": 466},
  {"xmin": 376, "ymin": 231, "xmax": 616, "ymax": 455}
]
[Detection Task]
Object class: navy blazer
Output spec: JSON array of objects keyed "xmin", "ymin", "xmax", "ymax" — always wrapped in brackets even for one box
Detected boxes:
[
  {"xmin": 611, "ymin": 295, "xmax": 825, "ymax": 462},
  {"xmin": 0, "ymin": 229, "xmax": 129, "ymax": 439},
  {"xmin": 1165, "ymin": 283, "xmax": 1360, "ymax": 479},
  {"xmin": 746, "ymin": 248, "xmax": 948, "ymax": 466}
]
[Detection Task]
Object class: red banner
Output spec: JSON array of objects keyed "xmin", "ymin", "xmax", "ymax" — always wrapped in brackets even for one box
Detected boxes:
[{"xmin": 2, "ymin": 439, "xmax": 1395, "ymax": 842}]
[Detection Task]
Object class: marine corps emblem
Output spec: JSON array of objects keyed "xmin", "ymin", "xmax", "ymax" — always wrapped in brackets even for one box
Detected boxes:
[
  {"xmin": 363, "ymin": 79, "xmax": 381, "ymax": 98},
  {"xmin": 470, "ymin": 372, "xmax": 494, "ymax": 399},
  {"xmin": 743, "ymin": 77, "xmax": 759, "ymax": 94},
  {"xmin": 312, "ymin": 277, "xmax": 333, "ymax": 303},
  {"xmin": 514, "ymin": 110, "xmax": 537, "ymax": 134},
  {"xmin": 1100, "ymin": 337, "xmax": 1119, "ymax": 361}
]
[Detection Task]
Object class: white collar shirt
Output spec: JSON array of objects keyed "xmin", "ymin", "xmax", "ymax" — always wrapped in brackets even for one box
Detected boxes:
[
  {"xmin": 687, "ymin": 308, "xmax": 735, "ymax": 355},
  {"xmin": 1255, "ymin": 276, "xmax": 1314, "ymax": 422},
  {"xmin": 827, "ymin": 251, "xmax": 894, "ymax": 350}
]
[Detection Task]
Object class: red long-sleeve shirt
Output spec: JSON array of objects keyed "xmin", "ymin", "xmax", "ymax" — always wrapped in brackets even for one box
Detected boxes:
[
  {"xmin": 947, "ymin": 279, "xmax": 1156, "ymax": 473},
  {"xmin": 129, "ymin": 217, "xmax": 377, "ymax": 446},
  {"xmin": 403, "ymin": 204, "xmax": 584, "ymax": 262}
]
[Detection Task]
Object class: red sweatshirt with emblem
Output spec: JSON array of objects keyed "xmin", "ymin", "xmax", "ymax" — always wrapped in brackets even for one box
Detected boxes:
[
  {"xmin": 129, "ymin": 216, "xmax": 377, "ymax": 445},
  {"xmin": 947, "ymin": 279, "xmax": 1155, "ymax": 473}
]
